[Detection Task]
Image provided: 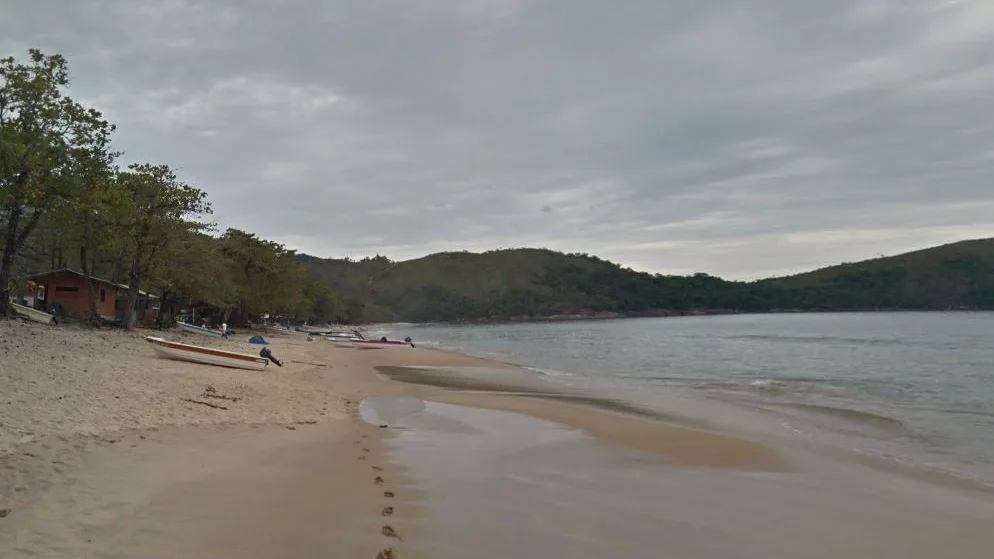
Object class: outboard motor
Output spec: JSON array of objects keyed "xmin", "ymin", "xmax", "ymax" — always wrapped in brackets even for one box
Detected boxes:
[
  {"xmin": 259, "ymin": 347, "xmax": 283, "ymax": 367},
  {"xmin": 404, "ymin": 336, "xmax": 415, "ymax": 348}
]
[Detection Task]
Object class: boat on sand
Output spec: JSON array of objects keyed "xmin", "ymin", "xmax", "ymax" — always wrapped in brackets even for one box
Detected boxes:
[
  {"xmin": 326, "ymin": 336, "xmax": 359, "ymax": 348},
  {"xmin": 267, "ymin": 325, "xmax": 308, "ymax": 336},
  {"xmin": 352, "ymin": 337, "xmax": 415, "ymax": 349},
  {"xmin": 177, "ymin": 321, "xmax": 225, "ymax": 338},
  {"xmin": 10, "ymin": 302, "xmax": 55, "ymax": 325},
  {"xmin": 146, "ymin": 336, "xmax": 269, "ymax": 370}
]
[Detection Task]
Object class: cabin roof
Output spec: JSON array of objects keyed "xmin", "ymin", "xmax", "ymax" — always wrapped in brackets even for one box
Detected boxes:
[{"xmin": 22, "ymin": 268, "xmax": 160, "ymax": 299}]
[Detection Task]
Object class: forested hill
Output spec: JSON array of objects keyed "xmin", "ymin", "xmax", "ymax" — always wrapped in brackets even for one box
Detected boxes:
[{"xmin": 298, "ymin": 238, "xmax": 994, "ymax": 323}]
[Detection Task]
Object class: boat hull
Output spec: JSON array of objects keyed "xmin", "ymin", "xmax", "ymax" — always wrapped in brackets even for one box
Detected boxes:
[
  {"xmin": 146, "ymin": 336, "xmax": 268, "ymax": 371},
  {"xmin": 352, "ymin": 339, "xmax": 414, "ymax": 350},
  {"xmin": 326, "ymin": 336, "xmax": 359, "ymax": 348},
  {"xmin": 296, "ymin": 327, "xmax": 333, "ymax": 335},
  {"xmin": 177, "ymin": 321, "xmax": 224, "ymax": 338},
  {"xmin": 10, "ymin": 303, "xmax": 54, "ymax": 325}
]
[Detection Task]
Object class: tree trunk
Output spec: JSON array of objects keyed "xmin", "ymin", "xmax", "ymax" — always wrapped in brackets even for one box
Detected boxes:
[
  {"xmin": 80, "ymin": 243, "xmax": 100, "ymax": 323},
  {"xmin": 155, "ymin": 289, "xmax": 173, "ymax": 329},
  {"xmin": 0, "ymin": 205, "xmax": 23, "ymax": 316},
  {"xmin": 110, "ymin": 246, "xmax": 129, "ymax": 284},
  {"xmin": 124, "ymin": 253, "xmax": 142, "ymax": 329}
]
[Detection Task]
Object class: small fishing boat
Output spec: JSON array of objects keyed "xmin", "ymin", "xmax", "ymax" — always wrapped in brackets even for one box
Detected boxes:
[
  {"xmin": 295, "ymin": 326, "xmax": 334, "ymax": 335},
  {"xmin": 352, "ymin": 337, "xmax": 415, "ymax": 349},
  {"xmin": 177, "ymin": 321, "xmax": 225, "ymax": 338},
  {"xmin": 326, "ymin": 336, "xmax": 359, "ymax": 348},
  {"xmin": 267, "ymin": 325, "xmax": 308, "ymax": 336},
  {"xmin": 326, "ymin": 330, "xmax": 358, "ymax": 338},
  {"xmin": 10, "ymin": 302, "xmax": 55, "ymax": 325},
  {"xmin": 146, "ymin": 336, "xmax": 269, "ymax": 370}
]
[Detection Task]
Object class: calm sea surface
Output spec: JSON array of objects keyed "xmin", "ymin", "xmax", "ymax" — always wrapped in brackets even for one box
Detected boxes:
[{"xmin": 381, "ymin": 312, "xmax": 994, "ymax": 483}]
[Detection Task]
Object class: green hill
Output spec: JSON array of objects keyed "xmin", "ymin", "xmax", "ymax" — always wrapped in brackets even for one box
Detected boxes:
[
  {"xmin": 298, "ymin": 238, "xmax": 994, "ymax": 323},
  {"xmin": 764, "ymin": 238, "xmax": 994, "ymax": 310}
]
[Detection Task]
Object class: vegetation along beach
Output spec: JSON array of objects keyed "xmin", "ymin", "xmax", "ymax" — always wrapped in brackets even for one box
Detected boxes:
[{"xmin": 4, "ymin": 19, "xmax": 994, "ymax": 559}]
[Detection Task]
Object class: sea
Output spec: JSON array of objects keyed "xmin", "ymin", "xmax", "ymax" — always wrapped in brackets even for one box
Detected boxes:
[{"xmin": 379, "ymin": 312, "xmax": 994, "ymax": 485}]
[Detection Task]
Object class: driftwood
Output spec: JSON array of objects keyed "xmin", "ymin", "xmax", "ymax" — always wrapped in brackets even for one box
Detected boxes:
[{"xmin": 181, "ymin": 398, "xmax": 227, "ymax": 410}]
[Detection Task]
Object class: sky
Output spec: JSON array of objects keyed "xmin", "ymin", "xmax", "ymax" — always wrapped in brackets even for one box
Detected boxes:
[{"xmin": 2, "ymin": 0, "xmax": 993, "ymax": 280}]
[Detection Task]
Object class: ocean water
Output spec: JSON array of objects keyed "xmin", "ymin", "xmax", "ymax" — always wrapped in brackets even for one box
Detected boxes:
[{"xmin": 383, "ymin": 312, "xmax": 994, "ymax": 483}]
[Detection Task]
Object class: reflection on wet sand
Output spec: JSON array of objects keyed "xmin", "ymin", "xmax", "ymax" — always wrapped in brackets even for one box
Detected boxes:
[{"xmin": 373, "ymin": 397, "xmax": 994, "ymax": 559}]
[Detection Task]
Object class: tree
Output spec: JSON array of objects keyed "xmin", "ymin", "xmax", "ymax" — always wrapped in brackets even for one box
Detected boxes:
[
  {"xmin": 118, "ymin": 163, "xmax": 211, "ymax": 328},
  {"xmin": 0, "ymin": 49, "xmax": 116, "ymax": 315},
  {"xmin": 219, "ymin": 228, "xmax": 307, "ymax": 318},
  {"xmin": 296, "ymin": 279, "xmax": 340, "ymax": 321},
  {"xmin": 47, "ymin": 157, "xmax": 121, "ymax": 322},
  {"xmin": 147, "ymin": 230, "xmax": 235, "ymax": 328}
]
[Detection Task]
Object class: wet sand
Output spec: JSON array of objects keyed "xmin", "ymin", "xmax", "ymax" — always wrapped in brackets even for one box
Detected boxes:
[
  {"xmin": 374, "ymin": 399, "xmax": 994, "ymax": 559},
  {"xmin": 3, "ymin": 321, "xmax": 994, "ymax": 558}
]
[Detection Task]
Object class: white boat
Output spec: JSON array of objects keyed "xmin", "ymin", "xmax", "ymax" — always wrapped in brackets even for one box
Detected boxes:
[
  {"xmin": 146, "ymin": 336, "xmax": 269, "ymax": 371},
  {"xmin": 296, "ymin": 325, "xmax": 333, "ymax": 335},
  {"xmin": 267, "ymin": 325, "xmax": 308, "ymax": 336},
  {"xmin": 325, "ymin": 335, "xmax": 359, "ymax": 348},
  {"xmin": 352, "ymin": 337, "xmax": 415, "ymax": 350},
  {"xmin": 177, "ymin": 321, "xmax": 224, "ymax": 338},
  {"xmin": 10, "ymin": 302, "xmax": 55, "ymax": 325},
  {"xmin": 326, "ymin": 331, "xmax": 356, "ymax": 338}
]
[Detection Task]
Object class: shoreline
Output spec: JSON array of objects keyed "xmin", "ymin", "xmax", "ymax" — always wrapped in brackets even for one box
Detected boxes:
[
  {"xmin": 3, "ymin": 319, "xmax": 994, "ymax": 557},
  {"xmin": 384, "ymin": 315, "xmax": 994, "ymax": 488}
]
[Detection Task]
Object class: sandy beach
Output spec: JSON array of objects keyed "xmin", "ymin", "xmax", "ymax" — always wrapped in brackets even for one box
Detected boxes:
[{"xmin": 2, "ymin": 319, "xmax": 994, "ymax": 558}]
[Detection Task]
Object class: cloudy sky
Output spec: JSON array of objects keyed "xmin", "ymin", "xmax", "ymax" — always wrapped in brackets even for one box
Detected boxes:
[{"xmin": 3, "ymin": 1, "xmax": 993, "ymax": 279}]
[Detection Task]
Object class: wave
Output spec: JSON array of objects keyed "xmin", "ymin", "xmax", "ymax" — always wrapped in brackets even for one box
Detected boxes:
[
  {"xmin": 521, "ymin": 366, "xmax": 576, "ymax": 378},
  {"xmin": 774, "ymin": 403, "xmax": 906, "ymax": 429},
  {"xmin": 678, "ymin": 377, "xmax": 851, "ymax": 397}
]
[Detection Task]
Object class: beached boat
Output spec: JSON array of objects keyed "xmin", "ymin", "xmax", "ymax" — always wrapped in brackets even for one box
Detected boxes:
[
  {"xmin": 267, "ymin": 325, "xmax": 308, "ymax": 336},
  {"xmin": 177, "ymin": 321, "xmax": 225, "ymax": 338},
  {"xmin": 10, "ymin": 302, "xmax": 55, "ymax": 325},
  {"xmin": 295, "ymin": 326, "xmax": 335, "ymax": 335},
  {"xmin": 326, "ymin": 336, "xmax": 359, "ymax": 348},
  {"xmin": 352, "ymin": 337, "xmax": 415, "ymax": 349},
  {"xmin": 146, "ymin": 336, "xmax": 269, "ymax": 370},
  {"xmin": 326, "ymin": 330, "xmax": 358, "ymax": 338}
]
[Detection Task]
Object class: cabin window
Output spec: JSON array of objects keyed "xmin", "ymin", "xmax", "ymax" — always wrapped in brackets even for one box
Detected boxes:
[
  {"xmin": 54, "ymin": 286, "xmax": 79, "ymax": 292},
  {"xmin": 100, "ymin": 289, "xmax": 106, "ymax": 302}
]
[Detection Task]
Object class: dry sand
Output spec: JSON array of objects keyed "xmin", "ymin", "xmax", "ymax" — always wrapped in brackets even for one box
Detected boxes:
[
  {"xmin": 2, "ymin": 319, "xmax": 994, "ymax": 558},
  {"xmin": 0, "ymin": 320, "xmax": 411, "ymax": 558}
]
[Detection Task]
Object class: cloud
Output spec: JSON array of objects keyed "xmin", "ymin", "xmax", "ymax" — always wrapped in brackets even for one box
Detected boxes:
[{"xmin": 3, "ymin": 0, "xmax": 993, "ymax": 279}]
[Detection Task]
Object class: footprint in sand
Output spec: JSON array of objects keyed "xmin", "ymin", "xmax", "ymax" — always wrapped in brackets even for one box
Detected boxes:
[
  {"xmin": 374, "ymin": 476, "xmax": 384, "ymax": 485},
  {"xmin": 375, "ymin": 548, "xmax": 396, "ymax": 559},
  {"xmin": 362, "ymin": 447, "xmax": 370, "ymax": 453},
  {"xmin": 383, "ymin": 491, "xmax": 394, "ymax": 498},
  {"xmin": 381, "ymin": 525, "xmax": 403, "ymax": 541},
  {"xmin": 381, "ymin": 506, "xmax": 394, "ymax": 516},
  {"xmin": 371, "ymin": 465, "xmax": 382, "ymax": 471},
  {"xmin": 358, "ymin": 455, "xmax": 367, "ymax": 461}
]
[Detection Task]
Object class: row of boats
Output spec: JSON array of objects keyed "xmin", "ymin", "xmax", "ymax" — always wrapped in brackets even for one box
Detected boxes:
[
  {"xmin": 148, "ymin": 321, "xmax": 416, "ymax": 371},
  {"xmin": 175, "ymin": 321, "xmax": 416, "ymax": 350},
  {"xmin": 8, "ymin": 305, "xmax": 412, "ymax": 370}
]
